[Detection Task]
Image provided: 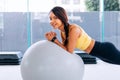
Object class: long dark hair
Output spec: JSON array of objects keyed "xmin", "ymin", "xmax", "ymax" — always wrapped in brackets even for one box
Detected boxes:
[{"xmin": 50, "ymin": 6, "xmax": 69, "ymax": 45}]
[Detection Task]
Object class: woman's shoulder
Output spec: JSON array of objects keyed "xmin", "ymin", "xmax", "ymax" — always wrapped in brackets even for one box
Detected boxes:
[
  {"xmin": 69, "ymin": 24, "xmax": 82, "ymax": 31},
  {"xmin": 70, "ymin": 23, "xmax": 83, "ymax": 29},
  {"xmin": 69, "ymin": 24, "xmax": 82, "ymax": 34},
  {"xmin": 70, "ymin": 23, "xmax": 79, "ymax": 27}
]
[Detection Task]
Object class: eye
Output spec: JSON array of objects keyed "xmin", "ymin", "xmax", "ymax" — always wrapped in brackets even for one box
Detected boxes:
[{"xmin": 54, "ymin": 16, "xmax": 58, "ymax": 19}]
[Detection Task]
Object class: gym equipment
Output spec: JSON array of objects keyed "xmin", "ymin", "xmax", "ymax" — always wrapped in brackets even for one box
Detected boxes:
[{"xmin": 21, "ymin": 40, "xmax": 84, "ymax": 80}]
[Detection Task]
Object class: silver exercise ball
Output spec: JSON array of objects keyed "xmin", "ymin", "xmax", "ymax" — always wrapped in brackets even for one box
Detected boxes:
[{"xmin": 20, "ymin": 40, "xmax": 84, "ymax": 80}]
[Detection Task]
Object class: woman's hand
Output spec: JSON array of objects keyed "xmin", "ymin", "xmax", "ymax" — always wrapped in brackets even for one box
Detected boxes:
[
  {"xmin": 45, "ymin": 31, "xmax": 68, "ymax": 52},
  {"xmin": 45, "ymin": 31, "xmax": 56, "ymax": 41}
]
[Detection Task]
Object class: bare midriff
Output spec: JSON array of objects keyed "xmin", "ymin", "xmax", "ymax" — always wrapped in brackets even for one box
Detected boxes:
[{"xmin": 84, "ymin": 39, "xmax": 95, "ymax": 54}]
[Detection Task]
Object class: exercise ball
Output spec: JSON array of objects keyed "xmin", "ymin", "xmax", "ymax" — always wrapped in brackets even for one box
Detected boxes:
[{"xmin": 20, "ymin": 40, "xmax": 84, "ymax": 80}]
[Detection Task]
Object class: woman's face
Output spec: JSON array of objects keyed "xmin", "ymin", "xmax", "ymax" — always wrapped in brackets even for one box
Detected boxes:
[{"xmin": 49, "ymin": 12, "xmax": 64, "ymax": 30}]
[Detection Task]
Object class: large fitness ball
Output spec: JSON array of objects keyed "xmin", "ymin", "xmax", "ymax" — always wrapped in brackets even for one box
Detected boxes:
[{"xmin": 20, "ymin": 40, "xmax": 84, "ymax": 80}]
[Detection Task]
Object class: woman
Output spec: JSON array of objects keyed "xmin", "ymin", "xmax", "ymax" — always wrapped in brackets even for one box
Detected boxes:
[{"xmin": 45, "ymin": 6, "xmax": 120, "ymax": 65}]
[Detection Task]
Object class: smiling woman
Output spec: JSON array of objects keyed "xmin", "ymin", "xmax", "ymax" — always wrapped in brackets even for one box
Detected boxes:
[{"xmin": 45, "ymin": 6, "xmax": 120, "ymax": 65}]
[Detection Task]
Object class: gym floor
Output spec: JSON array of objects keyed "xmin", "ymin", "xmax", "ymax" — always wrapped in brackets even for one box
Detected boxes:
[{"xmin": 0, "ymin": 60, "xmax": 120, "ymax": 80}]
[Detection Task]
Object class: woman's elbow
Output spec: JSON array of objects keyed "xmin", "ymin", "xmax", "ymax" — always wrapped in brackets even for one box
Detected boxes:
[
  {"xmin": 62, "ymin": 47, "xmax": 74, "ymax": 54},
  {"xmin": 67, "ymin": 49, "xmax": 74, "ymax": 54}
]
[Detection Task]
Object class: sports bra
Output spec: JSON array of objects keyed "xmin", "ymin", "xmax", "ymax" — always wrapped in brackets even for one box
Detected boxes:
[
  {"xmin": 61, "ymin": 25, "xmax": 92, "ymax": 51},
  {"xmin": 75, "ymin": 27, "xmax": 92, "ymax": 50}
]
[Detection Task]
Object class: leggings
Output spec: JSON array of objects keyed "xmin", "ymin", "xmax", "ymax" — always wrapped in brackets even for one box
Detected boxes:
[{"xmin": 89, "ymin": 41, "xmax": 120, "ymax": 65}]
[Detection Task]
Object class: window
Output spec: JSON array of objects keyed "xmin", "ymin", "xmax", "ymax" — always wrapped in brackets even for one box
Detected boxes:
[{"xmin": 0, "ymin": 0, "xmax": 120, "ymax": 53}]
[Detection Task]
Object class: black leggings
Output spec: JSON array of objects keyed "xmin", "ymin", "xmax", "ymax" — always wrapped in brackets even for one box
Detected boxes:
[{"xmin": 90, "ymin": 41, "xmax": 120, "ymax": 65}]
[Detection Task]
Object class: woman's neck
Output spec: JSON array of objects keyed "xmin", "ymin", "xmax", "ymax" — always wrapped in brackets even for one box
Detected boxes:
[{"xmin": 58, "ymin": 24, "xmax": 65, "ymax": 32}]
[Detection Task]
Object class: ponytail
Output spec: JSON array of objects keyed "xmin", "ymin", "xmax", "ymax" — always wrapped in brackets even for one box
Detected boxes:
[{"xmin": 64, "ymin": 23, "xmax": 69, "ymax": 46}]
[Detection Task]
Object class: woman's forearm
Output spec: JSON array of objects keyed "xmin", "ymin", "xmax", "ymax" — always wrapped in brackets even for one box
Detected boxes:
[
  {"xmin": 54, "ymin": 39, "xmax": 67, "ymax": 51},
  {"xmin": 53, "ymin": 39, "xmax": 74, "ymax": 54}
]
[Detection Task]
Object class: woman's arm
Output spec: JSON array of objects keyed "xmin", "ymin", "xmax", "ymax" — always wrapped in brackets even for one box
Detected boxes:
[
  {"xmin": 54, "ymin": 39, "xmax": 67, "ymax": 50},
  {"xmin": 45, "ymin": 26, "xmax": 81, "ymax": 54},
  {"xmin": 53, "ymin": 26, "xmax": 81, "ymax": 54},
  {"xmin": 66, "ymin": 26, "xmax": 81, "ymax": 53},
  {"xmin": 45, "ymin": 31, "xmax": 67, "ymax": 50}
]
